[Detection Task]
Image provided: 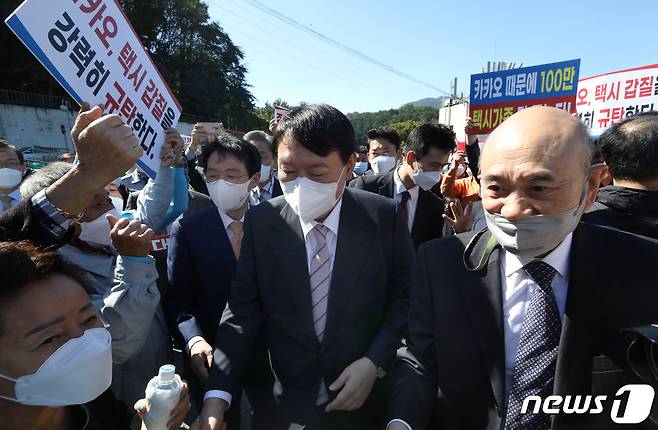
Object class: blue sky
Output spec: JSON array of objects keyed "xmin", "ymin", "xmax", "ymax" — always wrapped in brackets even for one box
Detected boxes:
[{"xmin": 206, "ymin": 0, "xmax": 658, "ymax": 113}]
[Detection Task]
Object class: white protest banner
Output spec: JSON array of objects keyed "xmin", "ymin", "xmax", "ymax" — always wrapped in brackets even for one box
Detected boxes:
[
  {"xmin": 5, "ymin": 0, "xmax": 183, "ymax": 178},
  {"xmin": 274, "ymin": 106, "xmax": 289, "ymax": 123},
  {"xmin": 576, "ymin": 64, "xmax": 658, "ymax": 137}
]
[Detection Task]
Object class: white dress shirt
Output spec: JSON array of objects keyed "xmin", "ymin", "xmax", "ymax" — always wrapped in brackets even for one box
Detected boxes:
[
  {"xmin": 387, "ymin": 233, "xmax": 573, "ymax": 430},
  {"xmin": 392, "ymin": 168, "xmax": 419, "ymax": 231},
  {"xmin": 249, "ymin": 179, "xmax": 275, "ymax": 206},
  {"xmin": 196, "ymin": 208, "xmax": 246, "ymax": 408},
  {"xmin": 0, "ymin": 189, "xmax": 21, "ymax": 213},
  {"xmin": 204, "ymin": 200, "xmax": 343, "ymax": 408}
]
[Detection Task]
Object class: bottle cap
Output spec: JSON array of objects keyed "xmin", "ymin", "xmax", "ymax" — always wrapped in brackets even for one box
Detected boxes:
[{"xmin": 158, "ymin": 364, "xmax": 176, "ymax": 383}]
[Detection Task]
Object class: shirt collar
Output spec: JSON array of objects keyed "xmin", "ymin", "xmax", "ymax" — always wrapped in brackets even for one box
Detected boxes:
[
  {"xmin": 393, "ymin": 167, "xmax": 419, "ymax": 198},
  {"xmin": 300, "ymin": 197, "xmax": 343, "ymax": 240},
  {"xmin": 217, "ymin": 207, "xmax": 245, "ymax": 230},
  {"xmin": 503, "ymin": 232, "xmax": 573, "ymax": 279}
]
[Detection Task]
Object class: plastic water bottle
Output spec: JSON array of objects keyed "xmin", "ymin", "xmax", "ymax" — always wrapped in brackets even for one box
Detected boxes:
[{"xmin": 141, "ymin": 365, "xmax": 183, "ymax": 430}]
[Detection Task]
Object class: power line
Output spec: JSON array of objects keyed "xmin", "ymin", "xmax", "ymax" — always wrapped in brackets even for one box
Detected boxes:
[
  {"xmin": 208, "ymin": 0, "xmax": 387, "ymax": 93},
  {"xmin": 239, "ymin": 0, "xmax": 452, "ymax": 96}
]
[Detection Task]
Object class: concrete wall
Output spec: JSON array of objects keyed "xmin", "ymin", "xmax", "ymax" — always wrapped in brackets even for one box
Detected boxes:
[{"xmin": 0, "ymin": 103, "xmax": 194, "ymax": 155}]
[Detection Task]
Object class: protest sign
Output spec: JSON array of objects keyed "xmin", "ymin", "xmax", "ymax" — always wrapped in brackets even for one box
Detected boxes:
[
  {"xmin": 274, "ymin": 106, "xmax": 289, "ymax": 123},
  {"xmin": 5, "ymin": 0, "xmax": 182, "ymax": 178},
  {"xmin": 576, "ymin": 64, "xmax": 658, "ymax": 136},
  {"xmin": 469, "ymin": 59, "xmax": 581, "ymax": 134}
]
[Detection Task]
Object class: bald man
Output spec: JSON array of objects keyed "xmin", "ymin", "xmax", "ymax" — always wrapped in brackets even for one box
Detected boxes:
[{"xmin": 388, "ymin": 107, "xmax": 658, "ymax": 430}]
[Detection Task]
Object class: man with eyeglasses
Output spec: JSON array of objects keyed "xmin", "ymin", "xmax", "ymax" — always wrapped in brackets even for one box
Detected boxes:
[{"xmin": 0, "ymin": 139, "xmax": 28, "ymax": 213}]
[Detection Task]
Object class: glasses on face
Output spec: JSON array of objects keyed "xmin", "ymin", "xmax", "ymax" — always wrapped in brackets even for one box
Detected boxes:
[{"xmin": 0, "ymin": 160, "xmax": 21, "ymax": 169}]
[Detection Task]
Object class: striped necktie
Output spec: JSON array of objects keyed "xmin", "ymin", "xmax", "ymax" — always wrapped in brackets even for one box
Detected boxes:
[{"xmin": 309, "ymin": 223, "xmax": 332, "ymax": 404}]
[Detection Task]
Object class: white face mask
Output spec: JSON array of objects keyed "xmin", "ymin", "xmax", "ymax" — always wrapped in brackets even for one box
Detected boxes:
[
  {"xmin": 0, "ymin": 168, "xmax": 22, "ymax": 189},
  {"xmin": 0, "ymin": 328, "xmax": 112, "ymax": 406},
  {"xmin": 78, "ymin": 208, "xmax": 120, "ymax": 247},
  {"xmin": 207, "ymin": 178, "xmax": 251, "ymax": 212},
  {"xmin": 411, "ymin": 165, "xmax": 442, "ymax": 191},
  {"xmin": 280, "ymin": 167, "xmax": 346, "ymax": 223},
  {"xmin": 260, "ymin": 163, "xmax": 272, "ymax": 181},
  {"xmin": 484, "ymin": 182, "xmax": 589, "ymax": 259},
  {"xmin": 370, "ymin": 156, "xmax": 396, "ymax": 175}
]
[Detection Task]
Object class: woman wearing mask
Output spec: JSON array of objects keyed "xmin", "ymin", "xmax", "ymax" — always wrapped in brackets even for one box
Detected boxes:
[{"xmin": 0, "ymin": 241, "xmax": 192, "ymax": 430}]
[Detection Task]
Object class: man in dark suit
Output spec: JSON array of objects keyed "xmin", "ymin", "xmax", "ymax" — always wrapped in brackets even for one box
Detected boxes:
[
  {"xmin": 350, "ymin": 123, "xmax": 456, "ymax": 248},
  {"xmin": 244, "ymin": 130, "xmax": 283, "ymax": 205},
  {"xmin": 198, "ymin": 104, "xmax": 415, "ymax": 430},
  {"xmin": 583, "ymin": 112, "xmax": 658, "ymax": 240},
  {"xmin": 167, "ymin": 134, "xmax": 278, "ymax": 427},
  {"xmin": 388, "ymin": 106, "xmax": 658, "ymax": 430}
]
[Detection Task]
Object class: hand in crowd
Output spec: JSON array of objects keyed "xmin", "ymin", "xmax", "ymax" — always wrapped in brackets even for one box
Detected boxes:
[
  {"xmin": 199, "ymin": 398, "xmax": 228, "ymax": 430},
  {"xmin": 134, "ymin": 380, "xmax": 196, "ymax": 430},
  {"xmin": 161, "ymin": 128, "xmax": 185, "ymax": 168},
  {"xmin": 108, "ymin": 215, "xmax": 155, "ymax": 258},
  {"xmin": 189, "ymin": 339, "xmax": 214, "ymax": 385},
  {"xmin": 465, "ymin": 117, "xmax": 478, "ymax": 146},
  {"xmin": 268, "ymin": 118, "xmax": 277, "ymax": 134},
  {"xmin": 73, "ymin": 102, "xmax": 143, "ymax": 187},
  {"xmin": 443, "ymin": 200, "xmax": 473, "ymax": 234},
  {"xmin": 325, "ymin": 357, "xmax": 377, "ymax": 412},
  {"xmin": 450, "ymin": 150, "xmax": 467, "ymax": 172}
]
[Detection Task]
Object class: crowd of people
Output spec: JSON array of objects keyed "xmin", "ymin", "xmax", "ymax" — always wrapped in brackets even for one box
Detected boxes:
[{"xmin": 0, "ymin": 100, "xmax": 657, "ymax": 430}]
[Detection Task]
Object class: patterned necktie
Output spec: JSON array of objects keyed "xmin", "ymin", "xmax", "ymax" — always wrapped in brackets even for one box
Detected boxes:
[
  {"xmin": 400, "ymin": 191, "xmax": 411, "ymax": 227},
  {"xmin": 505, "ymin": 261, "xmax": 560, "ymax": 430},
  {"xmin": 309, "ymin": 223, "xmax": 332, "ymax": 404},
  {"xmin": 228, "ymin": 221, "xmax": 243, "ymax": 259}
]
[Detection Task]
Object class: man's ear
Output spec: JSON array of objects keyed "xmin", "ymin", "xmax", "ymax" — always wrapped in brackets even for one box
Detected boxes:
[
  {"xmin": 583, "ymin": 170, "xmax": 601, "ymax": 211},
  {"xmin": 405, "ymin": 150, "xmax": 416, "ymax": 166},
  {"xmin": 250, "ymin": 172, "xmax": 261, "ymax": 190},
  {"xmin": 20, "ymin": 162, "xmax": 27, "ymax": 174}
]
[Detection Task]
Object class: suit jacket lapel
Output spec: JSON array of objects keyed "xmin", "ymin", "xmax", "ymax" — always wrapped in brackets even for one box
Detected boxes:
[
  {"xmin": 457, "ymin": 232, "xmax": 506, "ymax": 413},
  {"xmin": 274, "ymin": 204, "xmax": 319, "ymax": 344},
  {"xmin": 322, "ymin": 190, "xmax": 372, "ymax": 350}
]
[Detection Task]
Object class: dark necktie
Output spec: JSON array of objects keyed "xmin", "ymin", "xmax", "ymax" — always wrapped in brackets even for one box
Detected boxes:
[
  {"xmin": 505, "ymin": 261, "xmax": 560, "ymax": 430},
  {"xmin": 400, "ymin": 190, "xmax": 411, "ymax": 221}
]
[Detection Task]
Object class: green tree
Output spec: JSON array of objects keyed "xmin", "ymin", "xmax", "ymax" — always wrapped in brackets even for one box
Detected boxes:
[
  {"xmin": 388, "ymin": 119, "xmax": 425, "ymax": 143},
  {"xmin": 347, "ymin": 104, "xmax": 441, "ymax": 146}
]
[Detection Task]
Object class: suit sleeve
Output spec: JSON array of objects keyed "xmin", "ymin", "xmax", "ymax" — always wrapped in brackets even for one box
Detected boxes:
[
  {"xmin": 166, "ymin": 220, "xmax": 203, "ymax": 346},
  {"xmin": 466, "ymin": 138, "xmax": 480, "ymax": 177},
  {"xmin": 348, "ymin": 175, "xmax": 366, "ymax": 190},
  {"xmin": 388, "ymin": 243, "xmax": 438, "ymax": 429},
  {"xmin": 366, "ymin": 201, "xmax": 414, "ymax": 369},
  {"xmin": 207, "ymin": 210, "xmax": 263, "ymax": 397}
]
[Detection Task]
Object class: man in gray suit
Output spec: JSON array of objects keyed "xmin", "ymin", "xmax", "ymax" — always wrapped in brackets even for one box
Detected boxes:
[{"xmin": 198, "ymin": 104, "xmax": 415, "ymax": 430}]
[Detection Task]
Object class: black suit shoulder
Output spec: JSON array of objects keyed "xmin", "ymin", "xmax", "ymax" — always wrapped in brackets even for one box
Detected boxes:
[
  {"xmin": 178, "ymin": 205, "xmax": 217, "ymax": 230},
  {"xmin": 349, "ymin": 171, "xmax": 394, "ymax": 193}
]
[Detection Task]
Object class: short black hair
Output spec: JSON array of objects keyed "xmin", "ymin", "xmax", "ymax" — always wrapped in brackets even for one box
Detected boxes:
[
  {"xmin": 356, "ymin": 145, "xmax": 368, "ymax": 154},
  {"xmin": 366, "ymin": 127, "xmax": 401, "ymax": 150},
  {"xmin": 274, "ymin": 104, "xmax": 355, "ymax": 163},
  {"xmin": 0, "ymin": 241, "xmax": 90, "ymax": 337},
  {"xmin": 0, "ymin": 139, "xmax": 24, "ymax": 164},
  {"xmin": 600, "ymin": 112, "xmax": 658, "ymax": 182},
  {"xmin": 405, "ymin": 123, "xmax": 456, "ymax": 159},
  {"xmin": 199, "ymin": 134, "xmax": 261, "ymax": 178},
  {"xmin": 243, "ymin": 130, "xmax": 275, "ymax": 157}
]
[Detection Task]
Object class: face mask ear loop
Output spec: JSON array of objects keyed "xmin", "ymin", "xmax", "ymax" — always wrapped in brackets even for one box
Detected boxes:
[{"xmin": 0, "ymin": 373, "xmax": 18, "ymax": 403}]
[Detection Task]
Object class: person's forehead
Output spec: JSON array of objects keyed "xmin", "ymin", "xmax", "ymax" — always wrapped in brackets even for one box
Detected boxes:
[
  {"xmin": 2, "ymin": 276, "xmax": 88, "ymax": 337},
  {"xmin": 368, "ymin": 138, "xmax": 394, "ymax": 150},
  {"xmin": 278, "ymin": 135, "xmax": 338, "ymax": 166},
  {"xmin": 207, "ymin": 151, "xmax": 247, "ymax": 172},
  {"xmin": 0, "ymin": 148, "xmax": 20, "ymax": 162},
  {"xmin": 252, "ymin": 140, "xmax": 272, "ymax": 154}
]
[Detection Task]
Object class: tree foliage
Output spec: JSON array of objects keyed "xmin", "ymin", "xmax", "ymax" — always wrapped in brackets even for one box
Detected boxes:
[
  {"xmin": 347, "ymin": 104, "xmax": 440, "ymax": 145},
  {"xmin": 0, "ymin": 0, "xmax": 262, "ymax": 130}
]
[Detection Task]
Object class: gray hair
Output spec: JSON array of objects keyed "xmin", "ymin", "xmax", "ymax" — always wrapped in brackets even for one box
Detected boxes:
[
  {"xmin": 243, "ymin": 130, "xmax": 274, "ymax": 155},
  {"xmin": 20, "ymin": 162, "xmax": 73, "ymax": 199}
]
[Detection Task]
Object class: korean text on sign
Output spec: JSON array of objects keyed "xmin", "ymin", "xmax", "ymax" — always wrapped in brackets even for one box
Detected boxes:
[
  {"xmin": 469, "ymin": 59, "xmax": 580, "ymax": 134},
  {"xmin": 576, "ymin": 64, "xmax": 658, "ymax": 136},
  {"xmin": 5, "ymin": 0, "xmax": 183, "ymax": 178}
]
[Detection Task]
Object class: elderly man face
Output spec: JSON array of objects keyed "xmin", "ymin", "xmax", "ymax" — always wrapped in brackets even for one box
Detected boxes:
[{"xmin": 480, "ymin": 106, "xmax": 600, "ymax": 221}]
